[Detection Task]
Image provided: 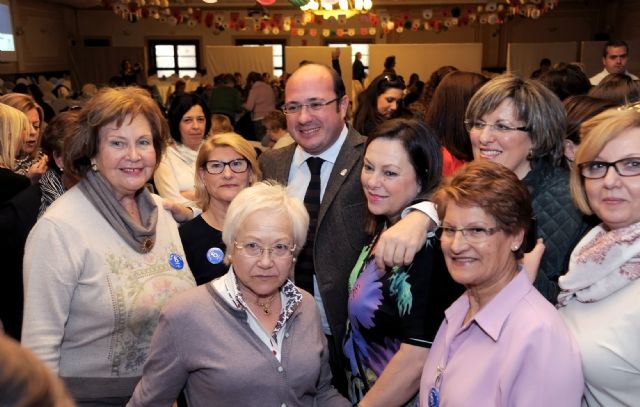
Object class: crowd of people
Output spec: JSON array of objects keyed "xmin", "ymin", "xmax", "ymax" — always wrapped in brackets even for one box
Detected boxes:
[{"xmin": 0, "ymin": 39, "xmax": 639, "ymax": 406}]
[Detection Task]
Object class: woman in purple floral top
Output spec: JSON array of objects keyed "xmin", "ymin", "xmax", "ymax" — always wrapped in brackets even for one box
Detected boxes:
[{"xmin": 343, "ymin": 119, "xmax": 461, "ymax": 406}]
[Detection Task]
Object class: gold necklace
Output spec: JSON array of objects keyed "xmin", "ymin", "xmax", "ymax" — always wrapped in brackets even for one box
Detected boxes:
[{"xmin": 255, "ymin": 294, "xmax": 277, "ymax": 315}]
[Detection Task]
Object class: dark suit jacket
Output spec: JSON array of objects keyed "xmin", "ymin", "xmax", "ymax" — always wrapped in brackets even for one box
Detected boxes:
[{"xmin": 259, "ymin": 126, "xmax": 368, "ymax": 348}]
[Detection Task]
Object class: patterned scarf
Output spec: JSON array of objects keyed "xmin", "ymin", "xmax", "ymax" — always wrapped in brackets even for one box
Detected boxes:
[
  {"xmin": 220, "ymin": 268, "xmax": 302, "ymax": 342},
  {"xmin": 557, "ymin": 222, "xmax": 640, "ymax": 307},
  {"xmin": 38, "ymin": 169, "xmax": 65, "ymax": 218},
  {"xmin": 13, "ymin": 151, "xmax": 44, "ymax": 176}
]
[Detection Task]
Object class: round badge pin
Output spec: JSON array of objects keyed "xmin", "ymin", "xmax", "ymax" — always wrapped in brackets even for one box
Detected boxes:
[
  {"xmin": 207, "ymin": 247, "xmax": 224, "ymax": 265},
  {"xmin": 168, "ymin": 253, "xmax": 184, "ymax": 270}
]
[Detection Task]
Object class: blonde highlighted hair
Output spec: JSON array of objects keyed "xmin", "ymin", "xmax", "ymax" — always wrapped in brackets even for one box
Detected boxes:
[
  {"xmin": 0, "ymin": 103, "xmax": 30, "ymax": 169},
  {"xmin": 570, "ymin": 108, "xmax": 640, "ymax": 215},
  {"xmin": 194, "ymin": 132, "xmax": 262, "ymax": 211},
  {"xmin": 0, "ymin": 93, "xmax": 44, "ymax": 160}
]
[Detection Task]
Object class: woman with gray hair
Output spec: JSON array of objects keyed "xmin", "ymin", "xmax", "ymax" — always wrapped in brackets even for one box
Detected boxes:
[
  {"xmin": 129, "ymin": 182, "xmax": 350, "ymax": 407},
  {"xmin": 465, "ymin": 73, "xmax": 593, "ymax": 303}
]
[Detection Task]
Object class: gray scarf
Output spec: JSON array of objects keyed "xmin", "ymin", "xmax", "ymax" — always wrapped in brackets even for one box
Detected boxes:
[{"xmin": 78, "ymin": 171, "xmax": 158, "ymax": 253}]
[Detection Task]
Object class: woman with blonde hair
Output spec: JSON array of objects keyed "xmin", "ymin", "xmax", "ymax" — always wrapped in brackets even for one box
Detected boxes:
[
  {"xmin": 0, "ymin": 103, "xmax": 31, "ymax": 203},
  {"xmin": 558, "ymin": 108, "xmax": 640, "ymax": 405},
  {"xmin": 179, "ymin": 132, "xmax": 262, "ymax": 285},
  {"xmin": 0, "ymin": 92, "xmax": 48, "ymax": 183}
]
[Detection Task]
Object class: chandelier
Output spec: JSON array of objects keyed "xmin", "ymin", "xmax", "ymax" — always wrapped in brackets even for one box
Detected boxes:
[{"xmin": 300, "ymin": 0, "xmax": 373, "ymax": 19}]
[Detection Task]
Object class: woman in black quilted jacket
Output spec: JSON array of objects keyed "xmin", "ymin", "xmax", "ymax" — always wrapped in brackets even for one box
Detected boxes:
[{"xmin": 463, "ymin": 73, "xmax": 594, "ymax": 304}]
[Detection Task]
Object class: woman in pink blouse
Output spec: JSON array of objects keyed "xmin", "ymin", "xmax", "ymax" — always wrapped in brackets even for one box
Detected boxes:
[{"xmin": 419, "ymin": 160, "xmax": 583, "ymax": 407}]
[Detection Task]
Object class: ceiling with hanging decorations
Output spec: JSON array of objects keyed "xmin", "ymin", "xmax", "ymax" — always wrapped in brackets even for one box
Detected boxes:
[{"xmin": 46, "ymin": 1, "xmax": 561, "ymax": 37}]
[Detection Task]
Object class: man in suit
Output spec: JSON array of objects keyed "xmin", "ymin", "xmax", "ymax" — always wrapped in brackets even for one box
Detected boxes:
[{"xmin": 259, "ymin": 63, "xmax": 434, "ymax": 393}]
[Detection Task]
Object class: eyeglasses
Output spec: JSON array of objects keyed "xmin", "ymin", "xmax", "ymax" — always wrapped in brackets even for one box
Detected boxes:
[
  {"xmin": 203, "ymin": 158, "xmax": 249, "ymax": 175},
  {"xmin": 464, "ymin": 120, "xmax": 530, "ymax": 134},
  {"xmin": 578, "ymin": 157, "xmax": 640, "ymax": 179},
  {"xmin": 234, "ymin": 241, "xmax": 296, "ymax": 258},
  {"xmin": 282, "ymin": 97, "xmax": 340, "ymax": 115},
  {"xmin": 435, "ymin": 226, "xmax": 501, "ymax": 244}
]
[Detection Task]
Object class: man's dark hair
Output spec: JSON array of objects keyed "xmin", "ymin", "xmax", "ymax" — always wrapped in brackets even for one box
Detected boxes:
[{"xmin": 603, "ymin": 40, "xmax": 629, "ymax": 57}]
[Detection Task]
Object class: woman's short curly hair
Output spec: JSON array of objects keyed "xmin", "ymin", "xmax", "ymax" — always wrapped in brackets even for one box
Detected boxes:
[{"xmin": 434, "ymin": 160, "xmax": 532, "ymax": 259}]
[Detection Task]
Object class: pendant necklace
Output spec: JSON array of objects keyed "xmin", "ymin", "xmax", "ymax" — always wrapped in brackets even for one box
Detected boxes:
[{"xmin": 256, "ymin": 294, "xmax": 277, "ymax": 315}]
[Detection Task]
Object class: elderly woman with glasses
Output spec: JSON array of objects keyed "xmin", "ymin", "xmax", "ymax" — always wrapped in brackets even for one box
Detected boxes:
[
  {"xmin": 419, "ymin": 160, "xmax": 583, "ymax": 407},
  {"xmin": 179, "ymin": 132, "xmax": 261, "ymax": 285},
  {"xmin": 465, "ymin": 73, "xmax": 594, "ymax": 303},
  {"xmin": 558, "ymin": 108, "xmax": 640, "ymax": 406},
  {"xmin": 129, "ymin": 182, "xmax": 350, "ymax": 407},
  {"xmin": 353, "ymin": 73, "xmax": 412, "ymax": 137}
]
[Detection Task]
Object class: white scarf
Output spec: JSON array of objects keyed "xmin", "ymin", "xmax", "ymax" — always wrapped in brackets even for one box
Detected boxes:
[{"xmin": 557, "ymin": 222, "xmax": 640, "ymax": 306}]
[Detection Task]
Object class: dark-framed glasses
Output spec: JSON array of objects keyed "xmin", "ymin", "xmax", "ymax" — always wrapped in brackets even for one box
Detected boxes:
[
  {"xmin": 435, "ymin": 226, "xmax": 501, "ymax": 244},
  {"xmin": 203, "ymin": 158, "xmax": 248, "ymax": 175},
  {"xmin": 578, "ymin": 157, "xmax": 640, "ymax": 179},
  {"xmin": 463, "ymin": 120, "xmax": 530, "ymax": 134},
  {"xmin": 234, "ymin": 241, "xmax": 296, "ymax": 258},
  {"xmin": 282, "ymin": 97, "xmax": 340, "ymax": 115}
]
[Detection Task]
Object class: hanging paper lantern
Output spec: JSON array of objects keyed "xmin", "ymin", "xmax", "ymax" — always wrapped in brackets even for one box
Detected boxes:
[
  {"xmin": 487, "ymin": 13, "xmax": 499, "ymax": 24},
  {"xmin": 360, "ymin": 27, "xmax": 368, "ymax": 36},
  {"xmin": 485, "ymin": 2, "xmax": 497, "ymax": 12},
  {"xmin": 310, "ymin": 28, "xmax": 318, "ymax": 37},
  {"xmin": 368, "ymin": 27, "xmax": 376, "ymax": 35},
  {"xmin": 348, "ymin": 28, "xmax": 355, "ymax": 36},
  {"xmin": 303, "ymin": 13, "xmax": 313, "ymax": 25},
  {"xmin": 322, "ymin": 29, "xmax": 330, "ymax": 37},
  {"xmin": 422, "ymin": 9, "xmax": 433, "ymax": 19}
]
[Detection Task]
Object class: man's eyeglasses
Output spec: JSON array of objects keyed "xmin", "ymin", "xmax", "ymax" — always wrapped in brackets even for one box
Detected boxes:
[
  {"xmin": 282, "ymin": 97, "xmax": 340, "ymax": 115},
  {"xmin": 203, "ymin": 158, "xmax": 249, "ymax": 175},
  {"xmin": 578, "ymin": 157, "xmax": 640, "ymax": 179},
  {"xmin": 234, "ymin": 241, "xmax": 296, "ymax": 258},
  {"xmin": 464, "ymin": 120, "xmax": 530, "ymax": 134},
  {"xmin": 435, "ymin": 226, "xmax": 501, "ymax": 244}
]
